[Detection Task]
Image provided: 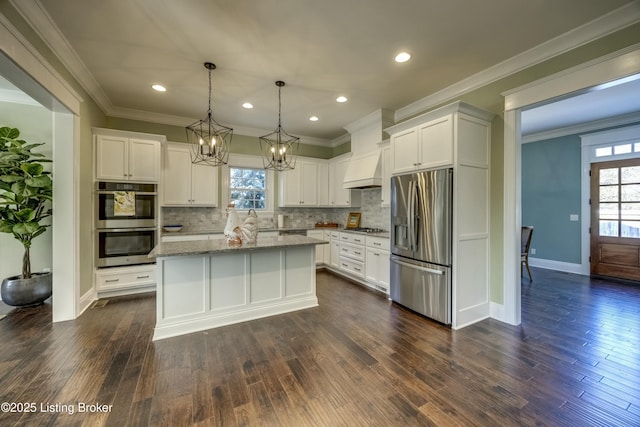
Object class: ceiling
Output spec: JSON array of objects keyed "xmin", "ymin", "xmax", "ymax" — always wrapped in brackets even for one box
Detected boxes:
[{"xmin": 10, "ymin": 0, "xmax": 640, "ymax": 144}]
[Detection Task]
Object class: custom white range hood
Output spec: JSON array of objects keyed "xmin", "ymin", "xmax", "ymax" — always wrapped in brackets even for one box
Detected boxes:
[{"xmin": 343, "ymin": 109, "xmax": 393, "ymax": 189}]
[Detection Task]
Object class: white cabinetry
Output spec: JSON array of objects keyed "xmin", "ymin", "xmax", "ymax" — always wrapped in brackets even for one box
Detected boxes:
[
  {"xmin": 279, "ymin": 159, "xmax": 318, "ymax": 207},
  {"xmin": 95, "ymin": 264, "xmax": 156, "ymax": 296},
  {"xmin": 163, "ymin": 143, "xmax": 218, "ymax": 206},
  {"xmin": 324, "ymin": 230, "xmax": 390, "ymax": 294},
  {"xmin": 391, "ymin": 115, "xmax": 452, "ymax": 174},
  {"xmin": 322, "ymin": 229, "xmax": 332, "ymax": 265},
  {"xmin": 330, "ymin": 231, "xmax": 341, "ymax": 269},
  {"xmin": 329, "ymin": 156, "xmax": 361, "ymax": 207},
  {"xmin": 380, "ymin": 142, "xmax": 391, "ymax": 207},
  {"xmin": 338, "ymin": 232, "xmax": 365, "ymax": 279},
  {"xmin": 387, "ymin": 101, "xmax": 494, "ymax": 329},
  {"xmin": 317, "ymin": 162, "xmax": 329, "ymax": 206},
  {"xmin": 306, "ymin": 229, "xmax": 325, "ymax": 265},
  {"xmin": 365, "ymin": 236, "xmax": 390, "ymax": 292},
  {"xmin": 94, "ymin": 129, "xmax": 162, "ymax": 182}
]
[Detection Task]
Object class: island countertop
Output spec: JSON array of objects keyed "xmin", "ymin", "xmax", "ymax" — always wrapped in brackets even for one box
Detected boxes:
[{"xmin": 149, "ymin": 235, "xmax": 327, "ymax": 258}]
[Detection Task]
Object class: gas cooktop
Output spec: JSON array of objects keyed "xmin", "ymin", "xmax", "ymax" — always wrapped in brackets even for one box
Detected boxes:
[{"xmin": 344, "ymin": 227, "xmax": 387, "ymax": 234}]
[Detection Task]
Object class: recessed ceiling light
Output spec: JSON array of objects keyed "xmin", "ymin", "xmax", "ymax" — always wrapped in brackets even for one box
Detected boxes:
[
  {"xmin": 336, "ymin": 96, "xmax": 348, "ymax": 103},
  {"xmin": 309, "ymin": 116, "xmax": 319, "ymax": 122},
  {"xmin": 394, "ymin": 52, "xmax": 411, "ymax": 63},
  {"xmin": 152, "ymin": 84, "xmax": 166, "ymax": 92},
  {"xmin": 242, "ymin": 102, "xmax": 254, "ymax": 109}
]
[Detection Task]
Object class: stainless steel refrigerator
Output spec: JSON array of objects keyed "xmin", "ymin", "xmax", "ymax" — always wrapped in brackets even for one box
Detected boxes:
[{"xmin": 390, "ymin": 168, "xmax": 453, "ymax": 325}]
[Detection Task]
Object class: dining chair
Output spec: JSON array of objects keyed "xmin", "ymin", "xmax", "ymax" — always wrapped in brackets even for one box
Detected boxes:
[{"xmin": 521, "ymin": 226, "xmax": 534, "ymax": 281}]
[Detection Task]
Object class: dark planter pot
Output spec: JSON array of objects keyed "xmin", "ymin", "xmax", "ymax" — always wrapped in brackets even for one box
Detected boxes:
[{"xmin": 1, "ymin": 272, "xmax": 52, "ymax": 306}]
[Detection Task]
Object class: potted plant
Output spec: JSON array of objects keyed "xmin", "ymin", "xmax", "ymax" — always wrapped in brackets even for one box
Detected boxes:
[{"xmin": 0, "ymin": 126, "xmax": 53, "ymax": 306}]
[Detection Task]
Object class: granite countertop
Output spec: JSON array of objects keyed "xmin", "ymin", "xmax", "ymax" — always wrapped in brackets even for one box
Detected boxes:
[
  {"xmin": 160, "ymin": 227, "xmax": 309, "ymax": 237},
  {"xmin": 161, "ymin": 226, "xmax": 389, "ymax": 239},
  {"xmin": 149, "ymin": 234, "xmax": 328, "ymax": 258}
]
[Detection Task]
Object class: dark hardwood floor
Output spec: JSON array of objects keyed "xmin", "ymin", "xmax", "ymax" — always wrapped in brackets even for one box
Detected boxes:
[{"xmin": 0, "ymin": 267, "xmax": 639, "ymax": 426}]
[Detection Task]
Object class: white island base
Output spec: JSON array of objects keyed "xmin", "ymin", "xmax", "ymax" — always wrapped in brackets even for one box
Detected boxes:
[{"xmin": 153, "ymin": 244, "xmax": 317, "ymax": 341}]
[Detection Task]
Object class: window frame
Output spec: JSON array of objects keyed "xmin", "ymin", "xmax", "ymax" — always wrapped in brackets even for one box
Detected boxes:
[{"xmin": 221, "ymin": 154, "xmax": 275, "ymax": 215}]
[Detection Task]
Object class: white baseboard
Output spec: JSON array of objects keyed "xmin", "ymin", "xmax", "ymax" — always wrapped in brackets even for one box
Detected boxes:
[
  {"xmin": 528, "ymin": 257, "xmax": 586, "ymax": 275},
  {"xmin": 97, "ymin": 285, "xmax": 156, "ymax": 299},
  {"xmin": 78, "ymin": 287, "xmax": 97, "ymax": 316}
]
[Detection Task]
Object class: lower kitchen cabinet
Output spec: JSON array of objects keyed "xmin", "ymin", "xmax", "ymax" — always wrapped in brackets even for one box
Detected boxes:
[
  {"xmin": 306, "ymin": 229, "xmax": 325, "ymax": 265},
  {"xmin": 365, "ymin": 236, "xmax": 390, "ymax": 292},
  {"xmin": 324, "ymin": 231, "xmax": 388, "ymax": 292},
  {"xmin": 95, "ymin": 264, "xmax": 156, "ymax": 296}
]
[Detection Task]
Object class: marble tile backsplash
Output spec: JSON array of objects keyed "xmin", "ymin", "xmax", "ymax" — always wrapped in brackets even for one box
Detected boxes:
[{"xmin": 161, "ymin": 188, "xmax": 390, "ymax": 232}]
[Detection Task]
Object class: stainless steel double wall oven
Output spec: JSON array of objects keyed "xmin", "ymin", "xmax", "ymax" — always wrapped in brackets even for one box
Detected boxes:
[{"xmin": 95, "ymin": 181, "xmax": 157, "ymax": 267}]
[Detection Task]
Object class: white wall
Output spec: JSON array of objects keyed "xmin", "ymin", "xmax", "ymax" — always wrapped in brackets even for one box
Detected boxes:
[{"xmin": 0, "ymin": 99, "xmax": 53, "ymax": 283}]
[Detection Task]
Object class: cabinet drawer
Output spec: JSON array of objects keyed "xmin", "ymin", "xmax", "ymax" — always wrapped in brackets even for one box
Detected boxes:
[
  {"xmin": 96, "ymin": 267, "xmax": 156, "ymax": 291},
  {"xmin": 366, "ymin": 236, "xmax": 389, "ymax": 250},
  {"xmin": 340, "ymin": 242, "xmax": 365, "ymax": 261},
  {"xmin": 339, "ymin": 257, "xmax": 365, "ymax": 278},
  {"xmin": 340, "ymin": 232, "xmax": 365, "ymax": 245}
]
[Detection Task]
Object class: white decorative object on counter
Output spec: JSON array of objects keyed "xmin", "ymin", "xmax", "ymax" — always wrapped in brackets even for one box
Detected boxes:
[
  {"xmin": 241, "ymin": 209, "xmax": 258, "ymax": 243},
  {"xmin": 224, "ymin": 204, "xmax": 242, "ymax": 245}
]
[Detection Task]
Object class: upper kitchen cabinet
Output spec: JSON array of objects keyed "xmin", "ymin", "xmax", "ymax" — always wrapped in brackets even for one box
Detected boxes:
[
  {"xmin": 388, "ymin": 102, "xmax": 492, "ymax": 175},
  {"xmin": 380, "ymin": 142, "xmax": 391, "ymax": 207},
  {"xmin": 162, "ymin": 142, "xmax": 218, "ymax": 206},
  {"xmin": 278, "ymin": 158, "xmax": 319, "ymax": 207},
  {"xmin": 328, "ymin": 155, "xmax": 361, "ymax": 207},
  {"xmin": 94, "ymin": 128, "xmax": 163, "ymax": 182}
]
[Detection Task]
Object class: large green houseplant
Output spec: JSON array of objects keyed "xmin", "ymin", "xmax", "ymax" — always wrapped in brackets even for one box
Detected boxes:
[{"xmin": 0, "ymin": 126, "xmax": 53, "ymax": 306}]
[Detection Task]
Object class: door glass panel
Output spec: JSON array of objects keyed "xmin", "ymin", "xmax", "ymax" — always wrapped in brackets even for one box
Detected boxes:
[
  {"xmin": 599, "ymin": 220, "xmax": 618, "ymax": 237},
  {"xmin": 599, "ymin": 168, "xmax": 618, "ymax": 185},
  {"xmin": 600, "ymin": 185, "xmax": 618, "ymax": 202},
  {"xmin": 621, "ymin": 166, "xmax": 640, "ymax": 184},
  {"xmin": 621, "ymin": 221, "xmax": 640, "ymax": 238},
  {"xmin": 600, "ymin": 203, "xmax": 618, "ymax": 220},
  {"xmin": 621, "ymin": 203, "xmax": 640, "ymax": 220},
  {"xmin": 621, "ymin": 184, "xmax": 640, "ymax": 201}
]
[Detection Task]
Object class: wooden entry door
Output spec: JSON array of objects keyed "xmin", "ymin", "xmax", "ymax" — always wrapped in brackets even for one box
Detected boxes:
[{"xmin": 591, "ymin": 158, "xmax": 640, "ymax": 281}]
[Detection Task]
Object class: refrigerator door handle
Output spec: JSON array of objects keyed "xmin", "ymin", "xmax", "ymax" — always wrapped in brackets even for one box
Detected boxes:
[
  {"xmin": 391, "ymin": 258, "xmax": 444, "ymax": 275},
  {"xmin": 407, "ymin": 180, "xmax": 414, "ymax": 251},
  {"xmin": 409, "ymin": 180, "xmax": 417, "ymax": 252}
]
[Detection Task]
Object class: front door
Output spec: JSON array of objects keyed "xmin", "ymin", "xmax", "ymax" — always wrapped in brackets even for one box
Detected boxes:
[{"xmin": 590, "ymin": 158, "xmax": 640, "ymax": 281}]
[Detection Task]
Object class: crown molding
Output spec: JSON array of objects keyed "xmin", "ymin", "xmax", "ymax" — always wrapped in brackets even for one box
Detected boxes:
[
  {"xmin": 521, "ymin": 111, "xmax": 640, "ymax": 144},
  {"xmin": 395, "ymin": 2, "xmax": 640, "ymax": 122},
  {"xmin": 10, "ymin": 0, "xmax": 111, "ymax": 113},
  {"xmin": 0, "ymin": 9, "xmax": 82, "ymax": 113},
  {"xmin": 13, "ymin": 0, "xmax": 640, "ymax": 146}
]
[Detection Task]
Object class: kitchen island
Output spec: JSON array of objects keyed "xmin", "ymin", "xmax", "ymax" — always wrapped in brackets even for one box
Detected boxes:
[{"xmin": 148, "ymin": 235, "xmax": 327, "ymax": 340}]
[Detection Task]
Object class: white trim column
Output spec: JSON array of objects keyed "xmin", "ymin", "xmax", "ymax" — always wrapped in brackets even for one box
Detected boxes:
[{"xmin": 1, "ymin": 12, "xmax": 82, "ymax": 321}]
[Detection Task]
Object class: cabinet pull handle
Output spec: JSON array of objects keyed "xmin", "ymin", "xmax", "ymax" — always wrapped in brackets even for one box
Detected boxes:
[
  {"xmin": 341, "ymin": 263, "xmax": 348, "ymax": 268},
  {"xmin": 137, "ymin": 275, "xmax": 150, "ymax": 279},
  {"xmin": 354, "ymin": 251, "xmax": 361, "ymax": 255},
  {"xmin": 105, "ymin": 278, "xmax": 120, "ymax": 283},
  {"xmin": 373, "ymin": 242, "xmax": 381, "ymax": 246},
  {"xmin": 354, "ymin": 267, "xmax": 361, "ymax": 272}
]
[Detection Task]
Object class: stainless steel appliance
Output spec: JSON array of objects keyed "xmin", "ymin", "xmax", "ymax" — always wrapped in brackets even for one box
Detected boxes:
[
  {"xmin": 95, "ymin": 181, "xmax": 157, "ymax": 267},
  {"xmin": 390, "ymin": 168, "xmax": 453, "ymax": 324},
  {"xmin": 95, "ymin": 181, "xmax": 157, "ymax": 228}
]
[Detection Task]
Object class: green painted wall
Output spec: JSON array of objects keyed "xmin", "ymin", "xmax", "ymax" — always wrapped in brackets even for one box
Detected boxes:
[
  {"xmin": 104, "ymin": 116, "xmax": 336, "ymax": 159},
  {"xmin": 522, "ymin": 136, "xmax": 582, "ymax": 263}
]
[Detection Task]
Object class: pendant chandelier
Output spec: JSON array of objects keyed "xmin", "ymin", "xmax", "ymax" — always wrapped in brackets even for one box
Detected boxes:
[
  {"xmin": 185, "ymin": 62, "xmax": 233, "ymax": 166},
  {"xmin": 259, "ymin": 81, "xmax": 300, "ymax": 171}
]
